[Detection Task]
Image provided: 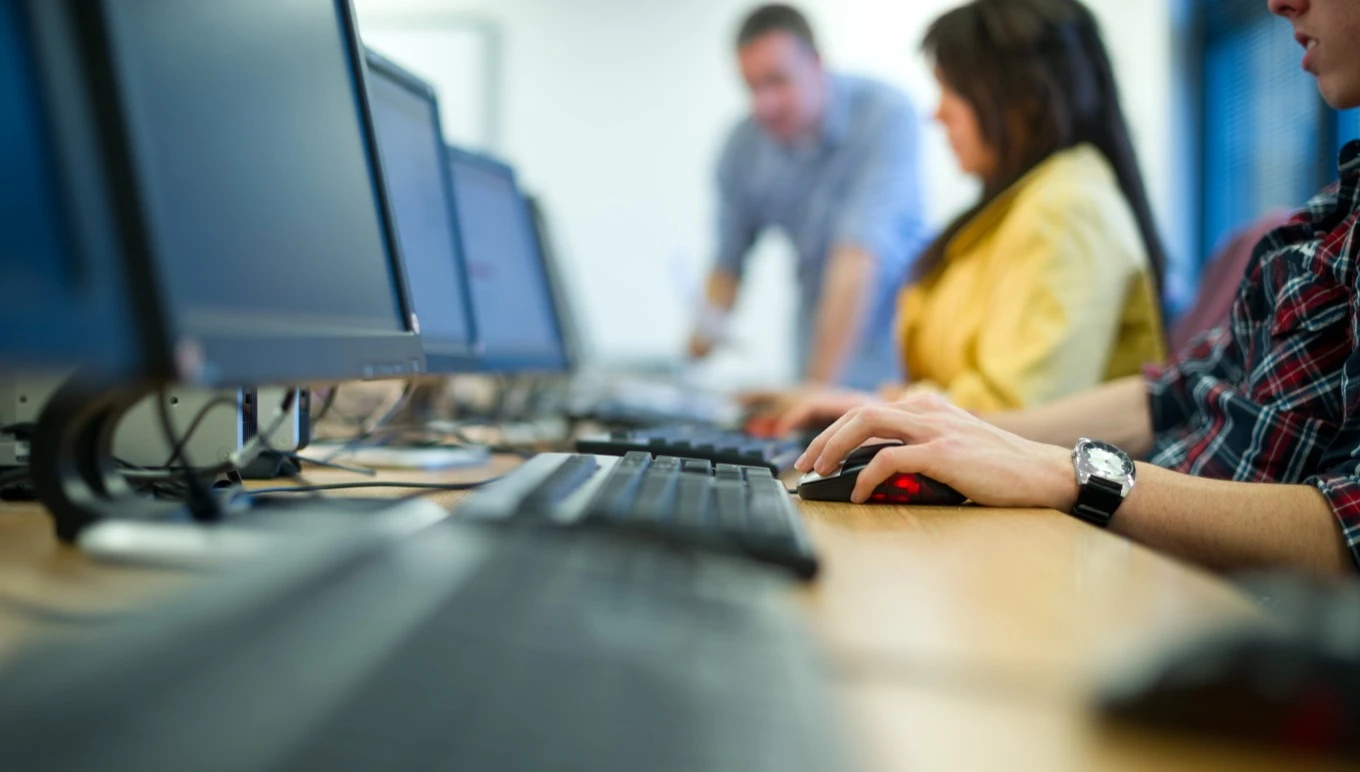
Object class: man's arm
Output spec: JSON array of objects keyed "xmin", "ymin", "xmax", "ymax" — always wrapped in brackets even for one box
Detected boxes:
[
  {"xmin": 690, "ymin": 129, "xmax": 758, "ymax": 361},
  {"xmin": 1111, "ymin": 466, "xmax": 1351, "ymax": 575},
  {"xmin": 688, "ymin": 270, "xmax": 742, "ymax": 360},
  {"xmin": 795, "ymin": 394, "xmax": 1354, "ymax": 577},
  {"xmin": 805, "ymin": 245, "xmax": 876, "ymax": 384},
  {"xmin": 814, "ymin": 93, "xmax": 925, "ymax": 384},
  {"xmin": 987, "ymin": 376, "xmax": 1154, "ymax": 455}
]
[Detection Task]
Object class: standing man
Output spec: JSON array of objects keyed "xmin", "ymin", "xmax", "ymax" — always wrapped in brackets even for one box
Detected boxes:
[{"xmin": 688, "ymin": 4, "xmax": 928, "ymax": 390}]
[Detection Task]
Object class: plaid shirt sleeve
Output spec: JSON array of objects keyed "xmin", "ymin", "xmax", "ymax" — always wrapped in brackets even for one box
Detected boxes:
[
  {"xmin": 1140, "ymin": 143, "xmax": 1360, "ymax": 568},
  {"xmin": 1304, "ymin": 316, "xmax": 1360, "ymax": 561},
  {"xmin": 1143, "ymin": 324, "xmax": 1242, "ymax": 442}
]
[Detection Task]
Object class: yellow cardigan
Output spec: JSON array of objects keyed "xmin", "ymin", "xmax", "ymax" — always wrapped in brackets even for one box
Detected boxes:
[{"xmin": 897, "ymin": 144, "xmax": 1165, "ymax": 413}]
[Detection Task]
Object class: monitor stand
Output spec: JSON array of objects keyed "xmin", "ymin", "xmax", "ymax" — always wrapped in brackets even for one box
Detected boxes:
[
  {"xmin": 29, "ymin": 375, "xmax": 214, "ymax": 543},
  {"xmin": 28, "ymin": 375, "xmax": 443, "ymax": 549}
]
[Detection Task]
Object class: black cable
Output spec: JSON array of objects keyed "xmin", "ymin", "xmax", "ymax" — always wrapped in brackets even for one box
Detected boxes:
[
  {"xmin": 0, "ymin": 422, "xmax": 35, "ymax": 436},
  {"xmin": 161, "ymin": 396, "xmax": 238, "ymax": 469},
  {"xmin": 247, "ymin": 479, "xmax": 499, "ymax": 496},
  {"xmin": 156, "ymin": 388, "xmax": 223, "ymax": 522},
  {"xmin": 289, "ymin": 453, "xmax": 377, "ymax": 477},
  {"xmin": 319, "ymin": 381, "xmax": 418, "ymax": 462},
  {"xmin": 311, "ymin": 385, "xmax": 340, "ymax": 425}
]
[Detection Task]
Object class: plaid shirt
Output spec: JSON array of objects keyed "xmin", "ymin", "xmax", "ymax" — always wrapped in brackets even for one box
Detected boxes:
[{"xmin": 1146, "ymin": 141, "xmax": 1360, "ymax": 568}]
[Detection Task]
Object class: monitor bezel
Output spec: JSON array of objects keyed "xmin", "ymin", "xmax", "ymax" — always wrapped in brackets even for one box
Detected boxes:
[
  {"xmin": 83, "ymin": 0, "xmax": 426, "ymax": 387},
  {"xmin": 0, "ymin": 0, "xmax": 154, "ymax": 377},
  {"xmin": 363, "ymin": 48, "xmax": 482, "ymax": 375},
  {"xmin": 445, "ymin": 146, "xmax": 571, "ymax": 375}
]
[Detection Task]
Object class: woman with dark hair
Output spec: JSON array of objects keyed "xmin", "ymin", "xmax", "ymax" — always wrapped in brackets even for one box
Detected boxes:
[{"xmin": 764, "ymin": 0, "xmax": 1166, "ymax": 430}]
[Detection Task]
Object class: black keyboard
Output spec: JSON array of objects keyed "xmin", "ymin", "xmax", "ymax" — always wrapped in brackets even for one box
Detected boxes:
[
  {"xmin": 0, "ymin": 516, "xmax": 846, "ymax": 771},
  {"xmin": 458, "ymin": 451, "xmax": 819, "ymax": 579},
  {"xmin": 577, "ymin": 424, "xmax": 805, "ymax": 473}
]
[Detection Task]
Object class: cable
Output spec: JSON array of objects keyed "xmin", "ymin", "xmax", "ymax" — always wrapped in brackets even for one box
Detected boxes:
[
  {"xmin": 319, "ymin": 381, "xmax": 417, "ymax": 463},
  {"xmin": 247, "ymin": 479, "xmax": 499, "ymax": 496},
  {"xmin": 289, "ymin": 453, "xmax": 377, "ymax": 477},
  {"xmin": 0, "ymin": 422, "xmax": 34, "ymax": 437},
  {"xmin": 156, "ymin": 388, "xmax": 222, "ymax": 522},
  {"xmin": 311, "ymin": 385, "xmax": 340, "ymax": 425},
  {"xmin": 161, "ymin": 397, "xmax": 238, "ymax": 469}
]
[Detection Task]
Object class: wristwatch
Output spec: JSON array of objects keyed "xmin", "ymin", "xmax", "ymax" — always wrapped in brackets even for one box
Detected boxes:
[{"xmin": 1070, "ymin": 438, "xmax": 1136, "ymax": 528}]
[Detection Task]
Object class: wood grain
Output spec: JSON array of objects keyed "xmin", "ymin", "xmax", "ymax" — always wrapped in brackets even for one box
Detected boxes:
[{"xmin": 0, "ymin": 460, "xmax": 1340, "ymax": 771}]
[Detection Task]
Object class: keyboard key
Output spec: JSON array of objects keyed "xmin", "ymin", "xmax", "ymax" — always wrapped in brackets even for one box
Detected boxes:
[
  {"xmin": 673, "ymin": 476, "xmax": 712, "ymax": 530},
  {"xmin": 715, "ymin": 464, "xmax": 745, "ymax": 482},
  {"xmin": 682, "ymin": 458, "xmax": 713, "ymax": 475},
  {"xmin": 652, "ymin": 456, "xmax": 683, "ymax": 473},
  {"xmin": 632, "ymin": 469, "xmax": 680, "ymax": 522},
  {"xmin": 522, "ymin": 455, "xmax": 598, "ymax": 509}
]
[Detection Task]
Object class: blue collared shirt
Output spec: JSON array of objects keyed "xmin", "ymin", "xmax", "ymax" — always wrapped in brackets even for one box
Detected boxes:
[{"xmin": 714, "ymin": 73, "xmax": 928, "ymax": 389}]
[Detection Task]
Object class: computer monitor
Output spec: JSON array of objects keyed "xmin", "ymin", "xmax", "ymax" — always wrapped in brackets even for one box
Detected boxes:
[
  {"xmin": 445, "ymin": 148, "xmax": 569, "ymax": 374},
  {"xmin": 364, "ymin": 49, "xmax": 479, "ymax": 373},
  {"xmin": 91, "ymin": 0, "xmax": 423, "ymax": 386},
  {"xmin": 24, "ymin": 0, "xmax": 430, "ymax": 541},
  {"xmin": 0, "ymin": 1, "xmax": 142, "ymax": 374},
  {"xmin": 524, "ymin": 195, "xmax": 585, "ymax": 372}
]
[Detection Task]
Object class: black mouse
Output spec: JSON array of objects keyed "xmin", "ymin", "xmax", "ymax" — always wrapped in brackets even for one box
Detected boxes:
[
  {"xmin": 796, "ymin": 441, "xmax": 967, "ymax": 505},
  {"xmin": 1100, "ymin": 573, "xmax": 1360, "ymax": 759}
]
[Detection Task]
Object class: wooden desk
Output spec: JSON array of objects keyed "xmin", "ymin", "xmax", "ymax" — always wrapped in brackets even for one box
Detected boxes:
[{"xmin": 0, "ymin": 464, "xmax": 1350, "ymax": 772}]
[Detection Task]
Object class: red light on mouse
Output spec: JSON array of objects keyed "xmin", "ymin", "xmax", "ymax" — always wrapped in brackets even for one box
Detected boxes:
[{"xmin": 892, "ymin": 476, "xmax": 921, "ymax": 494}]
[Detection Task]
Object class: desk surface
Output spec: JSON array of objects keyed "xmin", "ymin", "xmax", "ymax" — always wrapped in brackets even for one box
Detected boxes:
[{"xmin": 0, "ymin": 461, "xmax": 1350, "ymax": 772}]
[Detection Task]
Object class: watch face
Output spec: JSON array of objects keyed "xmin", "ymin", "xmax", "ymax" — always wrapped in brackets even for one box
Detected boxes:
[{"xmin": 1082, "ymin": 441, "xmax": 1134, "ymax": 479}]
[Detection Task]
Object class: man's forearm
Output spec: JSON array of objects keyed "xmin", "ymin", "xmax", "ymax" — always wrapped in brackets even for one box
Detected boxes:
[
  {"xmin": 806, "ymin": 246, "xmax": 876, "ymax": 385},
  {"xmin": 988, "ymin": 376, "xmax": 1154, "ymax": 456},
  {"xmin": 1111, "ymin": 467, "xmax": 1352, "ymax": 575}
]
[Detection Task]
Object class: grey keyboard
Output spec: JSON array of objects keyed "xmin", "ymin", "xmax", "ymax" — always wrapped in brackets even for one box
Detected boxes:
[
  {"xmin": 458, "ymin": 451, "xmax": 819, "ymax": 579},
  {"xmin": 0, "ymin": 516, "xmax": 846, "ymax": 771}
]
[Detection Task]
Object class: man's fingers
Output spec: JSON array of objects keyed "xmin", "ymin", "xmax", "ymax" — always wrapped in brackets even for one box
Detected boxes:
[
  {"xmin": 811, "ymin": 407, "xmax": 935, "ymax": 476},
  {"xmin": 850, "ymin": 444, "xmax": 937, "ymax": 503},
  {"xmin": 795, "ymin": 411, "xmax": 855, "ymax": 472}
]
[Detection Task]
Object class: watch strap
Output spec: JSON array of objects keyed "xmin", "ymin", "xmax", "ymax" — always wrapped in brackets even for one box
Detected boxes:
[{"xmin": 1072, "ymin": 476, "xmax": 1124, "ymax": 528}]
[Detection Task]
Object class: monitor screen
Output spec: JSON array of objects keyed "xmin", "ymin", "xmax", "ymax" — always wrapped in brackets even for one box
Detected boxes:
[
  {"xmin": 365, "ymin": 51, "xmax": 478, "ymax": 373},
  {"xmin": 96, "ymin": 0, "xmax": 423, "ymax": 385},
  {"xmin": 0, "ymin": 1, "xmax": 139, "ymax": 373},
  {"xmin": 446, "ymin": 149, "xmax": 568, "ymax": 373}
]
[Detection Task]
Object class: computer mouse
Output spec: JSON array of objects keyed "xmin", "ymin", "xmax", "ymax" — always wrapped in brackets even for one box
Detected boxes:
[
  {"xmin": 796, "ymin": 441, "xmax": 967, "ymax": 505},
  {"xmin": 1100, "ymin": 573, "xmax": 1360, "ymax": 759}
]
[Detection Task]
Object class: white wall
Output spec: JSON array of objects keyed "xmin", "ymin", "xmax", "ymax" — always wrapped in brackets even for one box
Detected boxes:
[{"xmin": 355, "ymin": 0, "xmax": 1178, "ymax": 388}]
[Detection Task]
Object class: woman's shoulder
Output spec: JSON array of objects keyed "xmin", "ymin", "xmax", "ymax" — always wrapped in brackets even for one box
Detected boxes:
[
  {"xmin": 1010, "ymin": 145, "xmax": 1123, "ymax": 215},
  {"xmin": 1000, "ymin": 145, "xmax": 1147, "ymax": 266}
]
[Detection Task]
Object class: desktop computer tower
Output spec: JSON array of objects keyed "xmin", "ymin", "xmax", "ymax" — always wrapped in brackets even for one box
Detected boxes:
[
  {"xmin": 0, "ymin": 375, "xmax": 67, "ymax": 468},
  {"xmin": 113, "ymin": 387, "xmax": 310, "ymax": 473},
  {"xmin": 1, "ymin": 378, "xmax": 309, "ymax": 475}
]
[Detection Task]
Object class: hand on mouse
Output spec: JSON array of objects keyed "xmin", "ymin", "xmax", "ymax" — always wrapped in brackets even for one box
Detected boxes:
[{"xmin": 794, "ymin": 393, "xmax": 1077, "ymax": 509}]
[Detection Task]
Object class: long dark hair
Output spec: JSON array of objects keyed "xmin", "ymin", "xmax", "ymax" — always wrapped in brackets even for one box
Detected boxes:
[{"xmin": 917, "ymin": 0, "xmax": 1166, "ymax": 298}]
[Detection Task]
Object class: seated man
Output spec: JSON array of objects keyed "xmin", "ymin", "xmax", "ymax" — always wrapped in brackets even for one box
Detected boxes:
[{"xmin": 795, "ymin": 0, "xmax": 1360, "ymax": 576}]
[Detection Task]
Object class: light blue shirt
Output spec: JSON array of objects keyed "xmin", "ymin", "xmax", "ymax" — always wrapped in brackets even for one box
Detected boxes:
[{"xmin": 714, "ymin": 74, "xmax": 927, "ymax": 390}]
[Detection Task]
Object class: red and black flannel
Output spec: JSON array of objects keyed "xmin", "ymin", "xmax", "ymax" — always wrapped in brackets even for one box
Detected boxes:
[{"xmin": 1146, "ymin": 142, "xmax": 1360, "ymax": 568}]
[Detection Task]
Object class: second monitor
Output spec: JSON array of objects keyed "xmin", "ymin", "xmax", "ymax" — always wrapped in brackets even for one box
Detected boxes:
[
  {"xmin": 365, "ymin": 49, "xmax": 480, "ymax": 373},
  {"xmin": 447, "ymin": 148, "xmax": 570, "ymax": 375}
]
